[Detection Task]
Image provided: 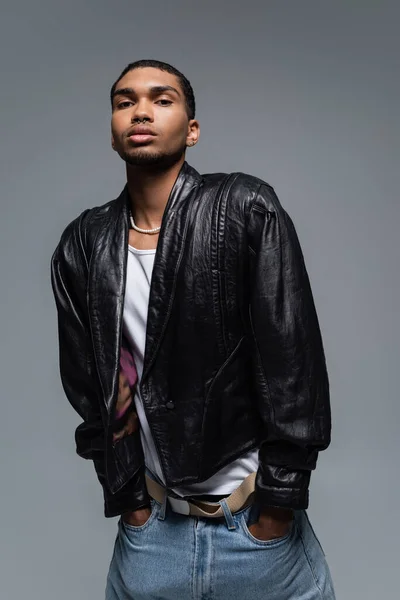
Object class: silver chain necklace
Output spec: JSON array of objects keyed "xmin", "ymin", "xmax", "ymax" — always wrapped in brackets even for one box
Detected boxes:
[{"xmin": 129, "ymin": 211, "xmax": 161, "ymax": 235}]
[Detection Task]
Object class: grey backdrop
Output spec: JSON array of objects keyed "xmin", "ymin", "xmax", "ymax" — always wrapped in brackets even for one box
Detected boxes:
[{"xmin": 1, "ymin": 1, "xmax": 398, "ymax": 599}]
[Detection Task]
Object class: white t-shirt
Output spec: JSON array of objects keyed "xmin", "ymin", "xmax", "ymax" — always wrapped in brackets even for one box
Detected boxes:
[{"xmin": 122, "ymin": 244, "xmax": 259, "ymax": 497}]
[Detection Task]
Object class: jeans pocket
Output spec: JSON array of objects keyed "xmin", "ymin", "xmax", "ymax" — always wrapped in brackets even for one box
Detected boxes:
[
  {"xmin": 120, "ymin": 498, "xmax": 159, "ymax": 533},
  {"xmin": 240, "ymin": 503, "xmax": 295, "ymax": 547}
]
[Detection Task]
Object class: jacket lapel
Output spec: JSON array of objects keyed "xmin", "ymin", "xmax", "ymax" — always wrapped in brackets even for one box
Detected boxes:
[
  {"xmin": 88, "ymin": 161, "xmax": 202, "ymax": 417},
  {"xmin": 141, "ymin": 162, "xmax": 202, "ymax": 383},
  {"xmin": 88, "ymin": 186, "xmax": 130, "ymax": 418}
]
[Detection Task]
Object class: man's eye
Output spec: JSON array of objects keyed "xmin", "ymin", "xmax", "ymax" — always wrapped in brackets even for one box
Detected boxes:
[
  {"xmin": 117, "ymin": 101, "xmax": 133, "ymax": 109},
  {"xmin": 157, "ymin": 99, "xmax": 172, "ymax": 106}
]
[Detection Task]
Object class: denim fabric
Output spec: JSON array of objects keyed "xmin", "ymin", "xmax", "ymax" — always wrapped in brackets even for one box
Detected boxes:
[{"xmin": 105, "ymin": 496, "xmax": 336, "ymax": 599}]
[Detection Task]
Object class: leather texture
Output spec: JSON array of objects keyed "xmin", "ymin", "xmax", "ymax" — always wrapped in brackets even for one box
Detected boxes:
[{"xmin": 50, "ymin": 161, "xmax": 331, "ymax": 517}]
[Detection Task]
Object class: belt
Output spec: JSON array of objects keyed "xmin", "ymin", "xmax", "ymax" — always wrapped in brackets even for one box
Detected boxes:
[{"xmin": 145, "ymin": 471, "xmax": 256, "ymax": 518}]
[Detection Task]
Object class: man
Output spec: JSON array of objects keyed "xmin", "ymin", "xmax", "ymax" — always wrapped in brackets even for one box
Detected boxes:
[{"xmin": 51, "ymin": 59, "xmax": 336, "ymax": 599}]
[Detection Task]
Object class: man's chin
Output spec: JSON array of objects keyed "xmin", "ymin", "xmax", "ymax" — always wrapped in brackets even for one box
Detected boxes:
[
  {"xmin": 123, "ymin": 150, "xmax": 164, "ymax": 166},
  {"xmin": 120, "ymin": 147, "xmax": 185, "ymax": 169}
]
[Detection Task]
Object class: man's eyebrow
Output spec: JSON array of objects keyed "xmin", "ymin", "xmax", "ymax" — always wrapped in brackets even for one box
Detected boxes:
[{"xmin": 112, "ymin": 85, "xmax": 181, "ymax": 100}]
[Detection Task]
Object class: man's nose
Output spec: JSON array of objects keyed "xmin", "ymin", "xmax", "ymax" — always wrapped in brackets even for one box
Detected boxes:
[{"xmin": 131, "ymin": 101, "xmax": 153, "ymax": 122}]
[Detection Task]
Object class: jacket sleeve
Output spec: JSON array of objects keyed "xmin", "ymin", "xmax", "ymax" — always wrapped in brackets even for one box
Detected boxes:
[
  {"xmin": 50, "ymin": 213, "xmax": 150, "ymax": 517},
  {"xmin": 246, "ymin": 184, "xmax": 331, "ymax": 510}
]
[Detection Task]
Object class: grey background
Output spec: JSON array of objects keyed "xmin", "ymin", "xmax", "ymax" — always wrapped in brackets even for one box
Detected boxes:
[{"xmin": 1, "ymin": 1, "xmax": 398, "ymax": 598}]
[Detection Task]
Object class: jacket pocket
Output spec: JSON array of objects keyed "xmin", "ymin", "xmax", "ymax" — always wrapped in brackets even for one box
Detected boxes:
[
  {"xmin": 201, "ymin": 336, "xmax": 260, "ymax": 456},
  {"xmin": 204, "ymin": 336, "xmax": 246, "ymax": 404}
]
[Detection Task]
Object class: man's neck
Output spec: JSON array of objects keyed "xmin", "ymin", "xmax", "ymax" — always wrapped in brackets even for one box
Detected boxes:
[{"xmin": 126, "ymin": 158, "xmax": 185, "ymax": 229}]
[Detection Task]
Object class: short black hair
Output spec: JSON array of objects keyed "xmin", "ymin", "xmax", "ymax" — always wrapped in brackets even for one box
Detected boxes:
[{"xmin": 110, "ymin": 59, "xmax": 196, "ymax": 120}]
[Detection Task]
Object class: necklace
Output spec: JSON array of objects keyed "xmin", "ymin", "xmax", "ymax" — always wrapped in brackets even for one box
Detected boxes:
[{"xmin": 129, "ymin": 211, "xmax": 161, "ymax": 235}]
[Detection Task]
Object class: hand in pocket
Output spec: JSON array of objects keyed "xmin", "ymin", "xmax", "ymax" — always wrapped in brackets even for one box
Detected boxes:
[
  {"xmin": 122, "ymin": 505, "xmax": 152, "ymax": 528},
  {"xmin": 247, "ymin": 504, "xmax": 293, "ymax": 542}
]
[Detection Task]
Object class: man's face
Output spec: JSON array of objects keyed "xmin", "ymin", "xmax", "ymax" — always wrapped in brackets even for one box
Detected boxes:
[{"xmin": 111, "ymin": 67, "xmax": 199, "ymax": 167}]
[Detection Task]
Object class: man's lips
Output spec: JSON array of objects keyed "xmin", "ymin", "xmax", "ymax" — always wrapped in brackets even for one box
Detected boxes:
[
  {"xmin": 128, "ymin": 133, "xmax": 156, "ymax": 143},
  {"xmin": 127, "ymin": 128, "xmax": 157, "ymax": 144},
  {"xmin": 127, "ymin": 126, "xmax": 156, "ymax": 137}
]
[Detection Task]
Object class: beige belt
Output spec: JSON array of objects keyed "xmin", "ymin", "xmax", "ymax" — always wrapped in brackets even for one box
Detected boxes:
[{"xmin": 145, "ymin": 471, "xmax": 256, "ymax": 518}]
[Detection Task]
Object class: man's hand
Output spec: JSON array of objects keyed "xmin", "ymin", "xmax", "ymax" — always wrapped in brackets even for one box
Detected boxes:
[
  {"xmin": 112, "ymin": 371, "xmax": 140, "ymax": 443},
  {"xmin": 121, "ymin": 506, "xmax": 152, "ymax": 527},
  {"xmin": 248, "ymin": 506, "xmax": 294, "ymax": 542}
]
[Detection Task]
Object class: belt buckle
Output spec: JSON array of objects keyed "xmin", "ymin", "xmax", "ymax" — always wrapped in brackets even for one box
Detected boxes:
[{"xmin": 168, "ymin": 496, "xmax": 191, "ymax": 515}]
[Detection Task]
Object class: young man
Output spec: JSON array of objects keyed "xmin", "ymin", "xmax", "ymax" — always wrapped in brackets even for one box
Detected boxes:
[{"xmin": 51, "ymin": 59, "xmax": 336, "ymax": 599}]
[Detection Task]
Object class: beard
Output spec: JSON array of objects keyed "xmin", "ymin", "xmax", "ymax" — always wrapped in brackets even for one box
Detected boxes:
[{"xmin": 118, "ymin": 143, "xmax": 185, "ymax": 169}]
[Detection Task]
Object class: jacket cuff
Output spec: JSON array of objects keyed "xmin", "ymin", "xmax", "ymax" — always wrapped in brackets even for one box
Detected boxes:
[
  {"xmin": 103, "ymin": 466, "xmax": 151, "ymax": 518},
  {"xmin": 254, "ymin": 465, "xmax": 311, "ymax": 510}
]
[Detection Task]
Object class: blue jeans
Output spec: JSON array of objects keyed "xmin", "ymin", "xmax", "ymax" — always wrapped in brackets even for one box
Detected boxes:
[{"xmin": 105, "ymin": 495, "xmax": 336, "ymax": 599}]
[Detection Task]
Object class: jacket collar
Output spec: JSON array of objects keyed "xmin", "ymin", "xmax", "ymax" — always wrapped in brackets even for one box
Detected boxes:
[{"xmin": 88, "ymin": 160, "xmax": 202, "ymax": 417}]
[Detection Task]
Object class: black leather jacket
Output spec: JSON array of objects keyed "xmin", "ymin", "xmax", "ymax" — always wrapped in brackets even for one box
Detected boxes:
[{"xmin": 50, "ymin": 161, "xmax": 331, "ymax": 517}]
